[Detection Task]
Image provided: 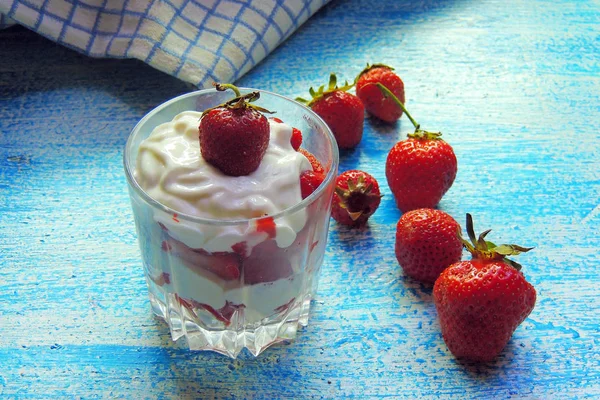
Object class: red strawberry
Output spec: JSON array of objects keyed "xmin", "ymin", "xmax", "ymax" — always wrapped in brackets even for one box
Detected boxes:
[
  {"xmin": 298, "ymin": 148, "xmax": 324, "ymax": 175},
  {"xmin": 256, "ymin": 216, "xmax": 276, "ymax": 239},
  {"xmin": 241, "ymin": 239, "xmax": 293, "ymax": 285},
  {"xmin": 177, "ymin": 296, "xmax": 243, "ymax": 326},
  {"xmin": 194, "ymin": 251, "xmax": 241, "ymax": 281},
  {"xmin": 386, "ymin": 132, "xmax": 457, "ymax": 212},
  {"xmin": 375, "ymin": 83, "xmax": 457, "ymax": 212},
  {"xmin": 331, "ymin": 170, "xmax": 381, "ymax": 226},
  {"xmin": 150, "ymin": 272, "xmax": 171, "ymax": 287},
  {"xmin": 298, "ymin": 148, "xmax": 325, "ymax": 199},
  {"xmin": 394, "ymin": 208, "xmax": 462, "ymax": 283},
  {"xmin": 199, "ymin": 84, "xmax": 272, "ymax": 176},
  {"xmin": 433, "ymin": 214, "xmax": 536, "ymax": 362},
  {"xmin": 300, "ymin": 171, "xmax": 324, "ymax": 199},
  {"xmin": 291, "ymin": 127, "xmax": 303, "ymax": 151},
  {"xmin": 356, "ymin": 64, "xmax": 405, "ymax": 122},
  {"xmin": 163, "ymin": 237, "xmax": 241, "ymax": 281},
  {"xmin": 297, "ymin": 74, "xmax": 364, "ymax": 149}
]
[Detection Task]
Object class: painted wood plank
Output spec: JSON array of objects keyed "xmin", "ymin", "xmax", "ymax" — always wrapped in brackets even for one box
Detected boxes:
[{"xmin": 1, "ymin": 0, "xmax": 599, "ymax": 398}]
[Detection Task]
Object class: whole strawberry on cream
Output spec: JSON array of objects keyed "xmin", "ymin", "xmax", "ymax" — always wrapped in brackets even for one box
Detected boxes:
[{"xmin": 133, "ymin": 84, "xmax": 327, "ymax": 325}]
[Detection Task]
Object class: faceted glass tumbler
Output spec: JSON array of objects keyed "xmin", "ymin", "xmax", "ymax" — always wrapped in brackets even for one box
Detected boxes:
[{"xmin": 123, "ymin": 88, "xmax": 339, "ymax": 358}]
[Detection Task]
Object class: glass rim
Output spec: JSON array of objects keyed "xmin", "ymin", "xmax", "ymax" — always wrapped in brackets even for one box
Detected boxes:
[{"xmin": 123, "ymin": 87, "xmax": 339, "ymax": 227}]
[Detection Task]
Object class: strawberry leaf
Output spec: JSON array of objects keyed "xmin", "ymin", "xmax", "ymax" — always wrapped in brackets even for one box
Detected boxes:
[
  {"xmin": 493, "ymin": 244, "xmax": 534, "ymax": 256},
  {"xmin": 477, "ymin": 229, "xmax": 493, "ymax": 250},
  {"xmin": 503, "ymin": 258, "xmax": 524, "ymax": 271},
  {"xmin": 299, "ymin": 74, "xmax": 355, "ymax": 108},
  {"xmin": 466, "ymin": 213, "xmax": 478, "ymax": 247},
  {"xmin": 328, "ymin": 73, "xmax": 337, "ymax": 91},
  {"xmin": 461, "ymin": 213, "xmax": 533, "ymax": 270}
]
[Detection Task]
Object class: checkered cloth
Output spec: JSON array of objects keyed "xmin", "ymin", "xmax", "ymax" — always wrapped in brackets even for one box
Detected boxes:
[{"xmin": 0, "ymin": 0, "xmax": 330, "ymax": 87}]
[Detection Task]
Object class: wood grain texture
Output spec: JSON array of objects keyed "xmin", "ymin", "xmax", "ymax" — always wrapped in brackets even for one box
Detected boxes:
[{"xmin": 1, "ymin": 0, "xmax": 599, "ymax": 398}]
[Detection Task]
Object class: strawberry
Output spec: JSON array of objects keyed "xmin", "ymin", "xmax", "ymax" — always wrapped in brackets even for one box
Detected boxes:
[
  {"xmin": 256, "ymin": 216, "xmax": 276, "ymax": 239},
  {"xmin": 433, "ymin": 214, "xmax": 537, "ymax": 362},
  {"xmin": 193, "ymin": 251, "xmax": 241, "ymax": 281},
  {"xmin": 163, "ymin": 237, "xmax": 241, "ymax": 281},
  {"xmin": 300, "ymin": 171, "xmax": 324, "ymax": 199},
  {"xmin": 177, "ymin": 296, "xmax": 243, "ymax": 326},
  {"xmin": 241, "ymin": 239, "xmax": 293, "ymax": 285},
  {"xmin": 291, "ymin": 128, "xmax": 303, "ymax": 151},
  {"xmin": 376, "ymin": 84, "xmax": 457, "ymax": 212},
  {"xmin": 150, "ymin": 272, "xmax": 171, "ymax": 287},
  {"xmin": 386, "ymin": 133, "xmax": 457, "ymax": 212},
  {"xmin": 297, "ymin": 74, "xmax": 364, "ymax": 149},
  {"xmin": 395, "ymin": 208, "xmax": 462, "ymax": 283},
  {"xmin": 331, "ymin": 170, "xmax": 381, "ymax": 226},
  {"xmin": 355, "ymin": 64, "xmax": 405, "ymax": 122},
  {"xmin": 298, "ymin": 148, "xmax": 324, "ymax": 175},
  {"xmin": 298, "ymin": 148, "xmax": 326, "ymax": 199},
  {"xmin": 199, "ymin": 83, "xmax": 272, "ymax": 176}
]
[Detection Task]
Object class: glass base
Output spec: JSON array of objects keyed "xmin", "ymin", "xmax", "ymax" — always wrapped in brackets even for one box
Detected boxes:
[{"xmin": 145, "ymin": 275, "xmax": 312, "ymax": 358}]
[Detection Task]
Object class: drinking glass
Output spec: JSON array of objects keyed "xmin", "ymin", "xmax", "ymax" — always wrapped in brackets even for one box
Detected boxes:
[{"xmin": 123, "ymin": 88, "xmax": 339, "ymax": 358}]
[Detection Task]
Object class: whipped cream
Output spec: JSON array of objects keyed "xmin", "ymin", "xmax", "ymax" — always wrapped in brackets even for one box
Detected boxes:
[{"xmin": 134, "ymin": 111, "xmax": 312, "ymax": 253}]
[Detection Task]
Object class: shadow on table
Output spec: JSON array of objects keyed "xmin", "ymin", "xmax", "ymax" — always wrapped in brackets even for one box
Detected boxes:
[
  {"xmin": 125, "ymin": 295, "xmax": 334, "ymax": 397},
  {"xmin": 328, "ymin": 220, "xmax": 379, "ymax": 254},
  {"xmin": 143, "ymin": 316, "xmax": 321, "ymax": 398},
  {"xmin": 442, "ymin": 337, "xmax": 544, "ymax": 396},
  {"xmin": 0, "ymin": 26, "xmax": 194, "ymax": 116}
]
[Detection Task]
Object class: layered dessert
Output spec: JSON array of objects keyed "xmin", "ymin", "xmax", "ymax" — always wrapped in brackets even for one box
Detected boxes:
[{"xmin": 127, "ymin": 86, "xmax": 334, "ymax": 355}]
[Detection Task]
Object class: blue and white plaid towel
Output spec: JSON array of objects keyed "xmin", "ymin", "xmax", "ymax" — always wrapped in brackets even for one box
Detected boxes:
[{"xmin": 0, "ymin": 0, "xmax": 330, "ymax": 87}]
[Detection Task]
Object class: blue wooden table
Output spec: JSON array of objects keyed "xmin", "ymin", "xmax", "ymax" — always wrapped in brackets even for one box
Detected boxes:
[{"xmin": 1, "ymin": 0, "xmax": 599, "ymax": 398}]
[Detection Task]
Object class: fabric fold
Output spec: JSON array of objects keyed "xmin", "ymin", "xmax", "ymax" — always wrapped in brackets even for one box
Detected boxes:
[{"xmin": 0, "ymin": 0, "xmax": 330, "ymax": 87}]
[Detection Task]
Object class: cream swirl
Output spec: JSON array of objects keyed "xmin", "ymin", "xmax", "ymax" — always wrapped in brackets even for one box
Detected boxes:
[{"xmin": 134, "ymin": 111, "xmax": 311, "ymax": 253}]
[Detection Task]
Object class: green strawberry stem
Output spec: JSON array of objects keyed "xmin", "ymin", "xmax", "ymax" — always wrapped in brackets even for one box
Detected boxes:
[
  {"xmin": 215, "ymin": 83, "xmax": 242, "ymax": 97},
  {"xmin": 203, "ymin": 83, "xmax": 274, "ymax": 116},
  {"xmin": 461, "ymin": 213, "xmax": 534, "ymax": 271},
  {"xmin": 375, "ymin": 82, "xmax": 420, "ymax": 129},
  {"xmin": 374, "ymin": 83, "xmax": 444, "ymax": 140}
]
